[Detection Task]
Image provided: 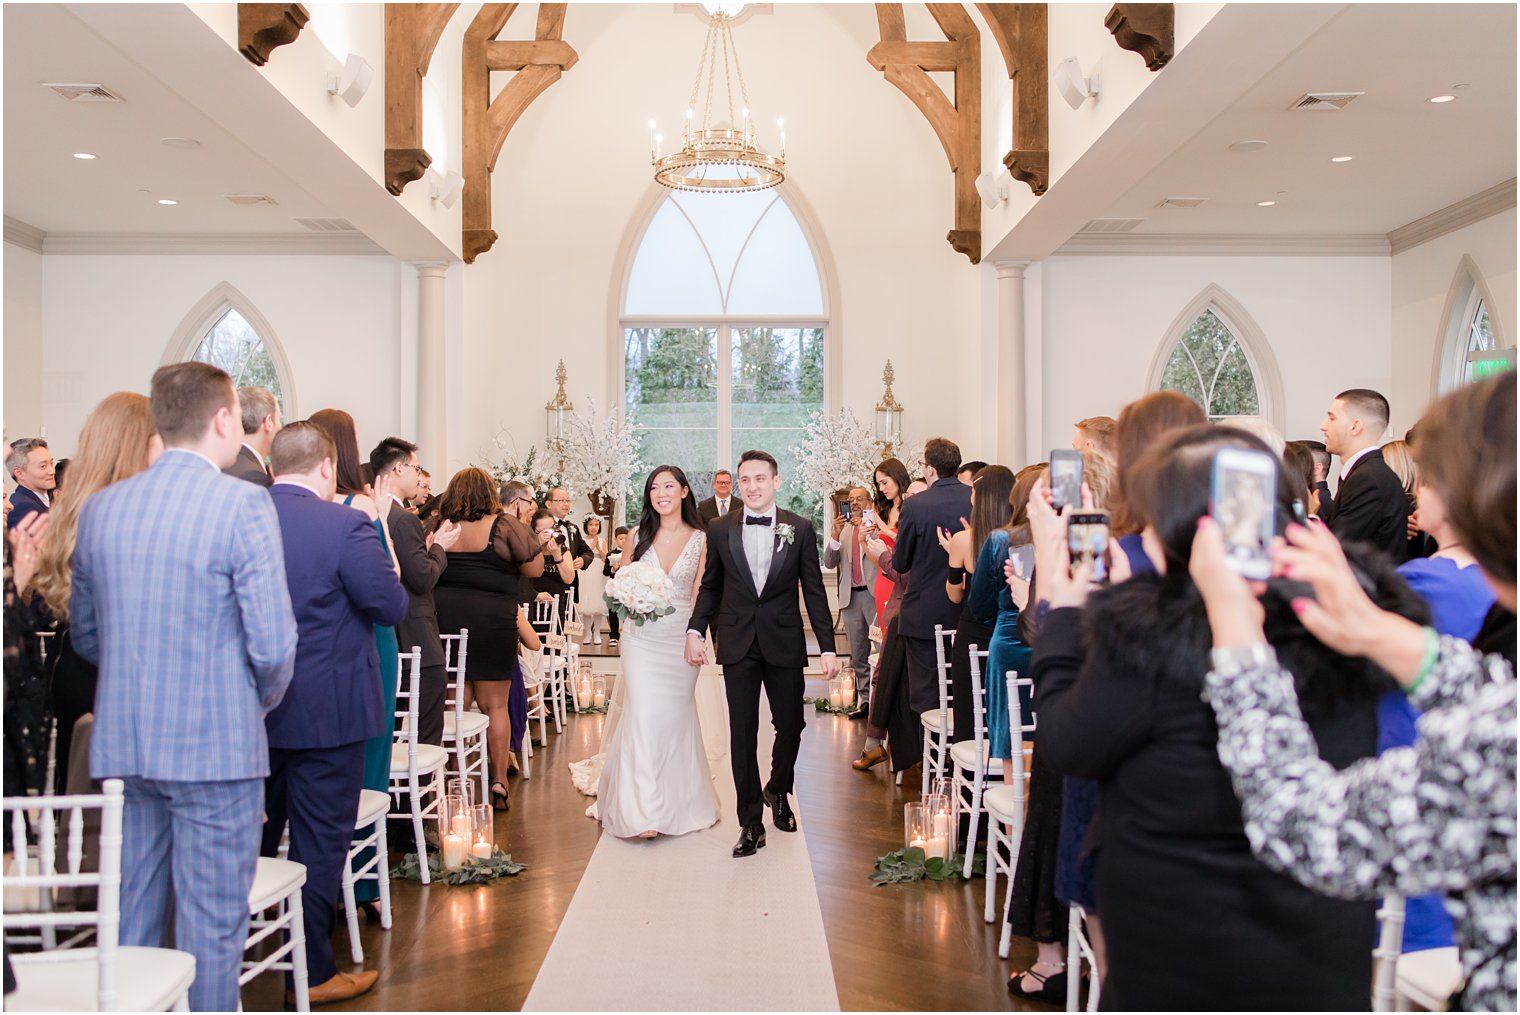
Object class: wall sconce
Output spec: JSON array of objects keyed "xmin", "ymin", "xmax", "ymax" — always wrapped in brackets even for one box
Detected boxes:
[
  {"xmin": 428, "ymin": 168, "xmax": 464, "ymax": 208},
  {"xmin": 975, "ymin": 170, "xmax": 1010, "ymax": 209},
  {"xmin": 1053, "ymin": 56, "xmax": 1099, "ymax": 110},
  {"xmin": 326, "ymin": 54, "xmax": 374, "ymax": 108},
  {"xmin": 874, "ymin": 360, "xmax": 904, "ymax": 460},
  {"xmin": 545, "ymin": 359, "xmax": 576, "ymax": 473}
]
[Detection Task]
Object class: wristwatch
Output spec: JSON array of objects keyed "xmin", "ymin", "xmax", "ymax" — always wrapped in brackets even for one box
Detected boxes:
[{"xmin": 1209, "ymin": 643, "xmax": 1276, "ymax": 675}]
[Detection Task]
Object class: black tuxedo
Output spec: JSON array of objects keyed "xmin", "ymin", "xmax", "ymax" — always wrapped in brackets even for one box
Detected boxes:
[
  {"xmin": 696, "ymin": 495, "xmax": 740, "ymax": 523},
  {"xmin": 551, "ymin": 515, "xmax": 593, "ymax": 599},
  {"xmin": 890, "ymin": 475, "xmax": 973, "ymax": 713},
  {"xmin": 688, "ymin": 508, "xmax": 836, "ymax": 827},
  {"xmin": 1317, "ymin": 449, "xmax": 1410, "ymax": 563},
  {"xmin": 222, "ymin": 444, "xmax": 271, "ymax": 487},
  {"xmin": 387, "ymin": 500, "xmax": 447, "ymax": 744}
]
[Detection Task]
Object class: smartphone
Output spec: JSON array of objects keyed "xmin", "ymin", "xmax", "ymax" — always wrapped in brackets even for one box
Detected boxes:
[
  {"xmin": 1010, "ymin": 544, "xmax": 1035, "ymax": 581},
  {"xmin": 838, "ymin": 501, "xmax": 852, "ymax": 521},
  {"xmin": 1067, "ymin": 511, "xmax": 1110, "ymax": 584},
  {"xmin": 861, "ymin": 508, "xmax": 876, "ymax": 526},
  {"xmin": 1049, "ymin": 449, "xmax": 1084, "ymax": 512},
  {"xmin": 1210, "ymin": 447, "xmax": 1277, "ymax": 581}
]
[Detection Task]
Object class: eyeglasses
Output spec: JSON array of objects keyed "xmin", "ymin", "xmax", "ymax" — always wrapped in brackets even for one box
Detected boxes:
[{"xmin": 397, "ymin": 461, "xmax": 423, "ymax": 475}]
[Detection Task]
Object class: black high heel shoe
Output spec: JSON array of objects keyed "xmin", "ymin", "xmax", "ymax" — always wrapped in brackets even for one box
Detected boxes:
[
  {"xmin": 490, "ymin": 780, "xmax": 510, "ymax": 811},
  {"xmin": 358, "ymin": 901, "xmax": 383, "ymax": 925}
]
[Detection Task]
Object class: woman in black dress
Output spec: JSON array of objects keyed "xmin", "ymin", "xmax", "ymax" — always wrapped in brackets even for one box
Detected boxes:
[
  {"xmin": 433, "ymin": 468, "xmax": 542, "ymax": 810},
  {"xmin": 530, "ymin": 509, "xmax": 577, "ymax": 627}
]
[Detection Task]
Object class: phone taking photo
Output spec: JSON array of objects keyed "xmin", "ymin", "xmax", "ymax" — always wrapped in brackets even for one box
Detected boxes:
[
  {"xmin": 1067, "ymin": 511, "xmax": 1110, "ymax": 584},
  {"xmin": 838, "ymin": 501, "xmax": 852, "ymax": 522},
  {"xmin": 1050, "ymin": 449, "xmax": 1083, "ymax": 512},
  {"xmin": 1210, "ymin": 447, "xmax": 1277, "ymax": 581}
]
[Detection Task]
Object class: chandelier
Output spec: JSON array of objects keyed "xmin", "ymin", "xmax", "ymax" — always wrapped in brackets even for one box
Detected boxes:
[{"xmin": 649, "ymin": 8, "xmax": 785, "ymax": 193}]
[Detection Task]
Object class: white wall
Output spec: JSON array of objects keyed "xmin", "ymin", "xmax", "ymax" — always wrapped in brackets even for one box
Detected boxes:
[
  {"xmin": 1040, "ymin": 254, "xmax": 1394, "ymax": 449},
  {"xmin": 1390, "ymin": 209, "xmax": 1518, "ymax": 423},
  {"xmin": 22, "ymin": 253, "xmax": 406, "ymax": 456},
  {"xmin": 4, "ymin": 243, "xmax": 45, "ymax": 440}
]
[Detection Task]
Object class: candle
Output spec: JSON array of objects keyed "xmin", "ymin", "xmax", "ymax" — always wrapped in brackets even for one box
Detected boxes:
[
  {"xmin": 932, "ymin": 811, "xmax": 950, "ymax": 838},
  {"xmin": 829, "ymin": 690, "xmax": 842, "ymax": 708},
  {"xmin": 593, "ymin": 690, "xmax": 606, "ymax": 707},
  {"xmin": 442, "ymin": 833, "xmax": 465, "ymax": 869},
  {"xmin": 925, "ymin": 834, "xmax": 949, "ymax": 860},
  {"xmin": 842, "ymin": 679, "xmax": 856, "ymax": 706},
  {"xmin": 909, "ymin": 836, "xmax": 927, "ymax": 852},
  {"xmin": 471, "ymin": 840, "xmax": 493, "ymax": 860},
  {"xmin": 452, "ymin": 813, "xmax": 472, "ymax": 839},
  {"xmin": 578, "ymin": 676, "xmax": 593, "ymax": 709}
]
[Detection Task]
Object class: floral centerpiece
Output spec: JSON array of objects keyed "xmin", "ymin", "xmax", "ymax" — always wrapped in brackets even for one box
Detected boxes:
[
  {"xmin": 603, "ymin": 558, "xmax": 676, "ymax": 627},
  {"xmin": 790, "ymin": 409, "xmax": 880, "ymax": 500},
  {"xmin": 482, "ymin": 433, "xmax": 562, "ymax": 504},
  {"xmin": 561, "ymin": 399, "xmax": 643, "ymax": 511}
]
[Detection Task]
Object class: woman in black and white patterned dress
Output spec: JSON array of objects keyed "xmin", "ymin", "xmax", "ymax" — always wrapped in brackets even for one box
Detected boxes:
[{"xmin": 1192, "ymin": 373, "xmax": 1515, "ymax": 1012}]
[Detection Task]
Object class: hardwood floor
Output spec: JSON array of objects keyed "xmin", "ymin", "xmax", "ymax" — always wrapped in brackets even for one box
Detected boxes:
[{"xmin": 242, "ymin": 679, "xmax": 1062, "ymax": 1012}]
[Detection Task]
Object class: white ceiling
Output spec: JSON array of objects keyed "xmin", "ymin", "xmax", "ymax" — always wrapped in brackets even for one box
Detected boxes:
[
  {"xmin": 1093, "ymin": 3, "xmax": 1516, "ymax": 236},
  {"xmin": 3, "ymin": 4, "xmax": 343, "ymax": 235}
]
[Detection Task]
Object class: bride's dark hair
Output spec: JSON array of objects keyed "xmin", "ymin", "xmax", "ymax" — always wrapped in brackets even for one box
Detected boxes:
[{"xmin": 633, "ymin": 465, "xmax": 705, "ymax": 561}]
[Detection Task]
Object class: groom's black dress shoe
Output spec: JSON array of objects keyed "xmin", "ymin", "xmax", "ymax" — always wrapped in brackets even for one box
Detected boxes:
[
  {"xmin": 763, "ymin": 788, "xmax": 798, "ymax": 832},
  {"xmin": 733, "ymin": 825, "xmax": 767, "ymax": 858}
]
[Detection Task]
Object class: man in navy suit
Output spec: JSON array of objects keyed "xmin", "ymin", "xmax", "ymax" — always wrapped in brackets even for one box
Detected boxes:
[
  {"xmin": 6, "ymin": 437, "xmax": 55, "ymax": 529},
  {"xmin": 262, "ymin": 421, "xmax": 408, "ymax": 1006},
  {"xmin": 891, "ymin": 437, "xmax": 973, "ymax": 713}
]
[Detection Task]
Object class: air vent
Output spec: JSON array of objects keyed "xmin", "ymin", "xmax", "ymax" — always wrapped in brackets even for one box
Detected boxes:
[
  {"xmin": 294, "ymin": 217, "xmax": 356, "ymax": 232},
  {"xmin": 1155, "ymin": 197, "xmax": 1206, "ymax": 209},
  {"xmin": 44, "ymin": 82, "xmax": 125, "ymax": 103},
  {"xmin": 1287, "ymin": 91, "xmax": 1364, "ymax": 111},
  {"xmin": 225, "ymin": 194, "xmax": 278, "ymax": 206},
  {"xmin": 1079, "ymin": 218, "xmax": 1145, "ymax": 233}
]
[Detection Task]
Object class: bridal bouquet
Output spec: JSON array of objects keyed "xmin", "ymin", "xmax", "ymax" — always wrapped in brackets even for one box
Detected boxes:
[{"xmin": 604, "ymin": 559, "xmax": 676, "ymax": 627}]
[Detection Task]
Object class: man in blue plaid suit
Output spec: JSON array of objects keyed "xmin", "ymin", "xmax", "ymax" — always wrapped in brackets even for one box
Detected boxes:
[{"xmin": 73, "ymin": 363, "xmax": 297, "ymax": 1011}]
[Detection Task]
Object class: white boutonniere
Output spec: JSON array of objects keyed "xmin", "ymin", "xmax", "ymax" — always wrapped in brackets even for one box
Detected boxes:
[{"xmin": 775, "ymin": 522, "xmax": 796, "ymax": 547}]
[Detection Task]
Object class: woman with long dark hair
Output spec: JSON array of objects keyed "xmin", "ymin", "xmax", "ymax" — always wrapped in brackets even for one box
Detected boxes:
[
  {"xmin": 595, "ymin": 465, "xmax": 717, "ymax": 838},
  {"xmin": 869, "ymin": 457, "xmax": 912, "ymax": 624}
]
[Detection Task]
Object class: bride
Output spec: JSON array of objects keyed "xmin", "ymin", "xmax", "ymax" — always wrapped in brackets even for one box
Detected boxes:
[{"xmin": 596, "ymin": 465, "xmax": 720, "ymax": 839}]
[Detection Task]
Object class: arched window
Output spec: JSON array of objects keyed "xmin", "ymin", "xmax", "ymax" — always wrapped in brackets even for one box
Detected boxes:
[
  {"xmin": 1150, "ymin": 286, "xmax": 1282, "ymax": 427},
  {"xmin": 167, "ymin": 283, "xmax": 294, "ymax": 415},
  {"xmin": 1437, "ymin": 258, "xmax": 1513, "ymax": 391},
  {"xmin": 620, "ymin": 188, "xmax": 829, "ymax": 523}
]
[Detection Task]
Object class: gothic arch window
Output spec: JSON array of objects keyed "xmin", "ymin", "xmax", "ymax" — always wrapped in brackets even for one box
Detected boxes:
[
  {"xmin": 1150, "ymin": 286, "xmax": 1282, "ymax": 427},
  {"xmin": 1437, "ymin": 257, "xmax": 1513, "ymax": 392},
  {"xmin": 165, "ymin": 283, "xmax": 295, "ymax": 415},
  {"xmin": 617, "ymin": 186, "xmax": 833, "ymax": 525}
]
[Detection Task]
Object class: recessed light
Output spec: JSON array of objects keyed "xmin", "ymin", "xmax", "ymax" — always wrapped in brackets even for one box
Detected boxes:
[
  {"xmin": 1256, "ymin": 200, "xmax": 1277, "ymax": 207},
  {"xmin": 1229, "ymin": 139, "xmax": 1269, "ymax": 153},
  {"xmin": 1330, "ymin": 155, "xmax": 1354, "ymax": 163},
  {"xmin": 72, "ymin": 152, "xmax": 96, "ymax": 160},
  {"xmin": 159, "ymin": 137, "xmax": 201, "ymax": 150},
  {"xmin": 157, "ymin": 199, "xmax": 178, "ymax": 206},
  {"xmin": 1427, "ymin": 94, "xmax": 1457, "ymax": 104}
]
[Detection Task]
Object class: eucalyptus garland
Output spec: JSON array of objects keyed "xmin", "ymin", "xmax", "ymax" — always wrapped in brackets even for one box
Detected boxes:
[{"xmin": 393, "ymin": 849, "xmax": 528, "ymax": 886}]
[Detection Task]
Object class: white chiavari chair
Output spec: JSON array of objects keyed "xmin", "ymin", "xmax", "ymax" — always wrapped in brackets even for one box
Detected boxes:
[
  {"xmin": 919, "ymin": 624, "xmax": 955, "ymax": 796},
  {"xmin": 983, "ymin": 669, "xmax": 1035, "ymax": 953},
  {"xmin": 949, "ymin": 644, "xmax": 1004, "ymax": 879},
  {"xmin": 2, "ymin": 779, "xmax": 196, "ymax": 1011},
  {"xmin": 441, "ymin": 630, "xmax": 490, "ymax": 803},
  {"xmin": 1066, "ymin": 904, "xmax": 1101, "ymax": 1012},
  {"xmin": 339, "ymin": 789, "xmax": 393, "ymax": 965},
  {"xmin": 241, "ymin": 857, "xmax": 309, "ymax": 1011},
  {"xmin": 1373, "ymin": 894, "xmax": 1464, "ymax": 1011},
  {"xmin": 387, "ymin": 647, "xmax": 447, "ymax": 884}
]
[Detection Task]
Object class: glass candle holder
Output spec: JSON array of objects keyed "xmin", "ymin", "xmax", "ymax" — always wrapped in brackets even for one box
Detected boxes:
[
  {"xmin": 469, "ymin": 803, "xmax": 495, "ymax": 861},
  {"xmin": 827, "ymin": 677, "xmax": 844, "ymax": 709},
  {"xmin": 921, "ymin": 791, "xmax": 952, "ymax": 860},
  {"xmin": 592, "ymin": 675, "xmax": 608, "ymax": 709},
  {"xmin": 840, "ymin": 672, "xmax": 856, "ymax": 707},
  {"xmin": 575, "ymin": 663, "xmax": 595, "ymax": 711},
  {"xmin": 904, "ymin": 801, "xmax": 927, "ymax": 854},
  {"xmin": 439, "ymin": 793, "xmax": 470, "ymax": 870}
]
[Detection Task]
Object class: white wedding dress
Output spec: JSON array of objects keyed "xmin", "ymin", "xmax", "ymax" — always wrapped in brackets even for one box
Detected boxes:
[{"xmin": 594, "ymin": 532, "xmax": 720, "ymax": 838}]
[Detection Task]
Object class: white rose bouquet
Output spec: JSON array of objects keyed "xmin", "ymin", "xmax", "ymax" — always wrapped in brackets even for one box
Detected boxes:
[{"xmin": 603, "ymin": 558, "xmax": 676, "ymax": 627}]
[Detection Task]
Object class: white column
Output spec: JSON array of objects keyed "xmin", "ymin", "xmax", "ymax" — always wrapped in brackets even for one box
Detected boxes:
[
  {"xmin": 415, "ymin": 262, "xmax": 448, "ymax": 468},
  {"xmin": 995, "ymin": 260, "xmax": 1030, "ymax": 467}
]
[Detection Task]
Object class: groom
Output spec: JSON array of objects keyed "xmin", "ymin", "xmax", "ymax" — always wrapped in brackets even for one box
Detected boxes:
[{"xmin": 686, "ymin": 450, "xmax": 840, "ymax": 858}]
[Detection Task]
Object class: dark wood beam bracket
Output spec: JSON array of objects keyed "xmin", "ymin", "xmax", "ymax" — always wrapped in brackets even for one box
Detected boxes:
[
  {"xmin": 867, "ymin": 3, "xmax": 982, "ymax": 264},
  {"xmin": 237, "ymin": 3, "xmax": 309, "ymax": 66},
  {"xmin": 384, "ymin": 4, "xmax": 462, "ymax": 195},
  {"xmin": 1105, "ymin": 4, "xmax": 1175, "ymax": 71},
  {"xmin": 975, "ymin": 4, "xmax": 1048, "ymax": 197}
]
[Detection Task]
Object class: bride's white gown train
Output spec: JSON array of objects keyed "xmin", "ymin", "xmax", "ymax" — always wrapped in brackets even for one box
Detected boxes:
[{"xmin": 594, "ymin": 533, "xmax": 719, "ymax": 838}]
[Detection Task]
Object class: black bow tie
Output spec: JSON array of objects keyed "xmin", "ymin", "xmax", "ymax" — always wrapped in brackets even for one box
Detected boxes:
[{"xmin": 745, "ymin": 515, "xmax": 773, "ymax": 526}]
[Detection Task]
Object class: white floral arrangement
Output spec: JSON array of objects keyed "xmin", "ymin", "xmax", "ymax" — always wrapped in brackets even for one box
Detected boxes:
[
  {"xmin": 561, "ymin": 399, "xmax": 643, "ymax": 505},
  {"xmin": 789, "ymin": 409, "xmax": 880, "ymax": 500},
  {"xmin": 603, "ymin": 558, "xmax": 676, "ymax": 627},
  {"xmin": 482, "ymin": 433, "xmax": 562, "ymax": 503}
]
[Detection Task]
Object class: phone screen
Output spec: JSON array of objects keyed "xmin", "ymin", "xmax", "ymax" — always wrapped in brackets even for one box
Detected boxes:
[
  {"xmin": 1211, "ymin": 447, "xmax": 1277, "ymax": 581},
  {"xmin": 838, "ymin": 502, "xmax": 852, "ymax": 521},
  {"xmin": 1050, "ymin": 449, "xmax": 1084, "ymax": 511},
  {"xmin": 1067, "ymin": 512, "xmax": 1110, "ymax": 583}
]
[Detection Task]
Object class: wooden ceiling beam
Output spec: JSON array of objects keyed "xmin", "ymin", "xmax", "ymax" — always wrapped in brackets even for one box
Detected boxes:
[
  {"xmin": 384, "ymin": 4, "xmax": 461, "ymax": 196},
  {"xmin": 867, "ymin": 3, "xmax": 982, "ymax": 263},
  {"xmin": 237, "ymin": 3, "xmax": 308, "ymax": 66},
  {"xmin": 1105, "ymin": 4, "xmax": 1175, "ymax": 71},
  {"xmin": 462, "ymin": 3, "xmax": 577, "ymax": 263},
  {"xmin": 976, "ymin": 3, "xmax": 1048, "ymax": 196}
]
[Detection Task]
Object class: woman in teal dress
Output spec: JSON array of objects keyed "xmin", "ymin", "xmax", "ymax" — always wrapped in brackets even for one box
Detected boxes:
[{"xmin": 966, "ymin": 464, "xmax": 1044, "ymax": 780}]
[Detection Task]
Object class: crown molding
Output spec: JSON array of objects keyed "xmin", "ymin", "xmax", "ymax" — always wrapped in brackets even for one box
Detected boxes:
[
  {"xmin": 1053, "ymin": 232, "xmax": 1391, "ymax": 257},
  {"xmin": 4, "ymin": 215, "xmax": 46, "ymax": 253},
  {"xmin": 1387, "ymin": 179, "xmax": 1517, "ymax": 256},
  {"xmin": 37, "ymin": 232, "xmax": 389, "ymax": 256}
]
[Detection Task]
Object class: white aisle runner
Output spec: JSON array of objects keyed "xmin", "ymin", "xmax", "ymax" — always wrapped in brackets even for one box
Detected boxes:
[{"xmin": 525, "ymin": 671, "xmax": 840, "ymax": 1012}]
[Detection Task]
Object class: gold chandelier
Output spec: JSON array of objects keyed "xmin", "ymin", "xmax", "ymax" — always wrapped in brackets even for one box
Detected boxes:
[{"xmin": 649, "ymin": 8, "xmax": 785, "ymax": 193}]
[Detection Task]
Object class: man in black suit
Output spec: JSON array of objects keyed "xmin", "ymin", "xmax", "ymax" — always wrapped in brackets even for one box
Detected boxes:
[
  {"xmin": 545, "ymin": 487, "xmax": 593, "ymax": 604},
  {"xmin": 696, "ymin": 469, "xmax": 740, "ymax": 522},
  {"xmin": 686, "ymin": 450, "xmax": 839, "ymax": 858},
  {"xmin": 371, "ymin": 436, "xmax": 460, "ymax": 745},
  {"xmin": 5, "ymin": 437, "xmax": 54, "ymax": 530},
  {"xmin": 1317, "ymin": 388, "xmax": 1410, "ymax": 562},
  {"xmin": 891, "ymin": 437, "xmax": 973, "ymax": 713},
  {"xmin": 223, "ymin": 386, "xmax": 279, "ymax": 487}
]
